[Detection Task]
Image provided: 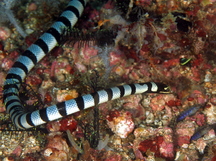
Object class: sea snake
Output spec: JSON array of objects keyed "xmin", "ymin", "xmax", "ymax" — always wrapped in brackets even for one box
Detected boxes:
[{"xmin": 3, "ymin": 0, "xmax": 170, "ymax": 129}]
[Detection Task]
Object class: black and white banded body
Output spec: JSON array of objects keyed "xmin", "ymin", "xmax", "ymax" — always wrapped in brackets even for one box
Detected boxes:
[{"xmin": 3, "ymin": 0, "xmax": 170, "ymax": 129}]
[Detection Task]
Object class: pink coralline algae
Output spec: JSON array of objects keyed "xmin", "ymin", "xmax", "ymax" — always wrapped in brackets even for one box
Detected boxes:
[
  {"xmin": 81, "ymin": 46, "xmax": 98, "ymax": 64},
  {"xmin": 50, "ymin": 58, "xmax": 73, "ymax": 82},
  {"xmin": 191, "ymin": 113, "xmax": 206, "ymax": 126},
  {"xmin": 190, "ymin": 90, "xmax": 207, "ymax": 105},
  {"xmin": 104, "ymin": 153, "xmax": 122, "ymax": 161},
  {"xmin": 43, "ymin": 133, "xmax": 69, "ymax": 161},
  {"xmin": 109, "ymin": 50, "xmax": 127, "ymax": 67},
  {"xmin": 0, "ymin": 26, "xmax": 11, "ymax": 40},
  {"xmin": 1, "ymin": 51, "xmax": 19, "ymax": 71},
  {"xmin": 1, "ymin": 58, "xmax": 14, "ymax": 71},
  {"xmin": 150, "ymin": 94, "xmax": 176, "ymax": 111},
  {"xmin": 203, "ymin": 102, "xmax": 216, "ymax": 124},
  {"xmin": 28, "ymin": 2, "xmax": 38, "ymax": 11},
  {"xmin": 177, "ymin": 135, "xmax": 190, "ymax": 147},
  {"xmin": 2, "ymin": 0, "xmax": 216, "ymax": 160},
  {"xmin": 11, "ymin": 145, "xmax": 22, "ymax": 157},
  {"xmin": 122, "ymin": 95, "xmax": 144, "ymax": 118},
  {"xmin": 158, "ymin": 138, "xmax": 174, "ymax": 159},
  {"xmin": 106, "ymin": 110, "xmax": 135, "ymax": 138},
  {"xmin": 176, "ymin": 121, "xmax": 196, "ymax": 147}
]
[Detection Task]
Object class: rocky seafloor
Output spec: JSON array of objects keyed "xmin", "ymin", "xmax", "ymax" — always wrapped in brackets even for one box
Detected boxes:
[{"xmin": 1, "ymin": 0, "xmax": 216, "ymax": 160}]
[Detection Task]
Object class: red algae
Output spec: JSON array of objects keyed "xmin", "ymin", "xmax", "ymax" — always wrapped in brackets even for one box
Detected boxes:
[
  {"xmin": 166, "ymin": 99, "xmax": 182, "ymax": 106},
  {"xmin": 25, "ymin": 33, "xmax": 38, "ymax": 47},
  {"xmin": 138, "ymin": 136, "xmax": 164, "ymax": 156},
  {"xmin": 106, "ymin": 109, "xmax": 120, "ymax": 122},
  {"xmin": 59, "ymin": 117, "xmax": 77, "ymax": 132},
  {"xmin": 44, "ymin": 92, "xmax": 52, "ymax": 104},
  {"xmin": 25, "ymin": 75, "xmax": 42, "ymax": 86},
  {"xmin": 138, "ymin": 135, "xmax": 174, "ymax": 160},
  {"xmin": 46, "ymin": 116, "xmax": 77, "ymax": 132}
]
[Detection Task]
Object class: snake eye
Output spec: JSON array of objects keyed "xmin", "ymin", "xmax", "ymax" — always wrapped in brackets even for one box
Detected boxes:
[
  {"xmin": 163, "ymin": 86, "xmax": 171, "ymax": 93},
  {"xmin": 164, "ymin": 86, "xmax": 170, "ymax": 91},
  {"xmin": 158, "ymin": 84, "xmax": 171, "ymax": 93}
]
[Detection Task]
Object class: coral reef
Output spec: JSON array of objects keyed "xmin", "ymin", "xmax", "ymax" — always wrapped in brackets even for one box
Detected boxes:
[{"xmin": 1, "ymin": 0, "xmax": 216, "ymax": 160}]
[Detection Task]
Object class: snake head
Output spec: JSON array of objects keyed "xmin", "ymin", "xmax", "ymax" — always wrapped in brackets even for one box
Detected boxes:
[{"xmin": 157, "ymin": 83, "xmax": 171, "ymax": 93}]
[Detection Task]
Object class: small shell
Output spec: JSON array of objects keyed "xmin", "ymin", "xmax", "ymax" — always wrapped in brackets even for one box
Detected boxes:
[{"xmin": 44, "ymin": 148, "xmax": 53, "ymax": 157}]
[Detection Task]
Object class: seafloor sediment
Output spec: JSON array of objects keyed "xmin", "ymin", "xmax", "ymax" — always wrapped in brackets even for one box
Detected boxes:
[{"xmin": 0, "ymin": 0, "xmax": 216, "ymax": 160}]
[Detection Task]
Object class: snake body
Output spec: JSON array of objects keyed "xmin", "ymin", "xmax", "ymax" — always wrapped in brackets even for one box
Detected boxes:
[{"xmin": 3, "ymin": 0, "xmax": 169, "ymax": 129}]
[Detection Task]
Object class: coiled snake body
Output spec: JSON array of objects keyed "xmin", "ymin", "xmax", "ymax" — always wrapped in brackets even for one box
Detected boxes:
[{"xmin": 3, "ymin": 0, "xmax": 169, "ymax": 129}]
